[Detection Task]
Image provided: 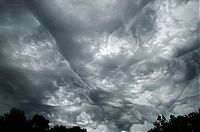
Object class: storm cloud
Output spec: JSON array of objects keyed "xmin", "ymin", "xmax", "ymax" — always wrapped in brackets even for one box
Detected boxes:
[{"xmin": 0, "ymin": 0, "xmax": 199, "ymax": 131}]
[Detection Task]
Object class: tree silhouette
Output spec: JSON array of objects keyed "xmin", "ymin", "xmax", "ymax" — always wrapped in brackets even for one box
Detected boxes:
[
  {"xmin": 31, "ymin": 114, "xmax": 50, "ymax": 130},
  {"xmin": 0, "ymin": 108, "xmax": 87, "ymax": 132},
  {"xmin": 50, "ymin": 125, "xmax": 68, "ymax": 132},
  {"xmin": 49, "ymin": 125, "xmax": 87, "ymax": 132},
  {"xmin": 0, "ymin": 108, "xmax": 27, "ymax": 131},
  {"xmin": 148, "ymin": 109, "xmax": 200, "ymax": 132},
  {"xmin": 2, "ymin": 108, "xmax": 199, "ymax": 132}
]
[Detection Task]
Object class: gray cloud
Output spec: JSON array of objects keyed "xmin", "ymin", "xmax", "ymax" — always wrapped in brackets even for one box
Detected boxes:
[{"xmin": 0, "ymin": 0, "xmax": 199, "ymax": 131}]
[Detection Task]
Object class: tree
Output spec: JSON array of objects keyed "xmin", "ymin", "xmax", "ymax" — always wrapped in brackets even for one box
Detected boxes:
[
  {"xmin": 0, "ymin": 108, "xmax": 27, "ymax": 131},
  {"xmin": 0, "ymin": 108, "xmax": 87, "ymax": 132},
  {"xmin": 67, "ymin": 126, "xmax": 87, "ymax": 132},
  {"xmin": 148, "ymin": 109, "xmax": 200, "ymax": 132},
  {"xmin": 50, "ymin": 125, "xmax": 67, "ymax": 132},
  {"xmin": 49, "ymin": 125, "xmax": 87, "ymax": 132},
  {"xmin": 31, "ymin": 114, "xmax": 50, "ymax": 130}
]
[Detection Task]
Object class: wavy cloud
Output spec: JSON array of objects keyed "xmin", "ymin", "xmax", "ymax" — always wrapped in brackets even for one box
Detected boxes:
[{"xmin": 0, "ymin": 0, "xmax": 199, "ymax": 131}]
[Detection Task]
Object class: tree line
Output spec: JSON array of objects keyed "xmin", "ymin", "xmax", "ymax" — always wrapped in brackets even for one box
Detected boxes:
[
  {"xmin": 148, "ymin": 109, "xmax": 200, "ymax": 132},
  {"xmin": 0, "ymin": 108, "xmax": 86, "ymax": 132},
  {"xmin": 0, "ymin": 108, "xmax": 199, "ymax": 132}
]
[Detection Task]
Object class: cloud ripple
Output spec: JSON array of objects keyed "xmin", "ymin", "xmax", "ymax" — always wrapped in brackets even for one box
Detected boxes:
[{"xmin": 0, "ymin": 0, "xmax": 199, "ymax": 131}]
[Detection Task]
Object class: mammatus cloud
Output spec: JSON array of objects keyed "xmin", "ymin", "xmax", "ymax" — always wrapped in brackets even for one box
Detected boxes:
[{"xmin": 0, "ymin": 0, "xmax": 199, "ymax": 131}]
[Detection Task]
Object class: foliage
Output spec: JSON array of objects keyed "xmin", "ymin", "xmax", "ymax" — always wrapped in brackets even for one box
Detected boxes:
[
  {"xmin": 148, "ymin": 109, "xmax": 200, "ymax": 132},
  {"xmin": 1, "ymin": 108, "xmax": 199, "ymax": 132},
  {"xmin": 0, "ymin": 108, "xmax": 87, "ymax": 132}
]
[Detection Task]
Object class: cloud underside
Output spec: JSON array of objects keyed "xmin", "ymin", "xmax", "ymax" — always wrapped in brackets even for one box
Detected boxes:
[{"xmin": 0, "ymin": 0, "xmax": 199, "ymax": 131}]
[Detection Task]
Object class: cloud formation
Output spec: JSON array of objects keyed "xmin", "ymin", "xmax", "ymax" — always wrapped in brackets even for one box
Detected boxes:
[{"xmin": 0, "ymin": 0, "xmax": 199, "ymax": 131}]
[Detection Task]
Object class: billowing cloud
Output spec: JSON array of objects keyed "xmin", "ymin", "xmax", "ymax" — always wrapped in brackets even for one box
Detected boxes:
[{"xmin": 0, "ymin": 0, "xmax": 199, "ymax": 131}]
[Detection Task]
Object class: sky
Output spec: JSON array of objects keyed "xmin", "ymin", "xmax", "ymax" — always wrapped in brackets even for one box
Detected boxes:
[{"xmin": 0, "ymin": 0, "xmax": 199, "ymax": 131}]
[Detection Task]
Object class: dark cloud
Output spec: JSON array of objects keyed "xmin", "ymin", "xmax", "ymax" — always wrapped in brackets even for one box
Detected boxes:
[{"xmin": 0, "ymin": 0, "xmax": 199, "ymax": 131}]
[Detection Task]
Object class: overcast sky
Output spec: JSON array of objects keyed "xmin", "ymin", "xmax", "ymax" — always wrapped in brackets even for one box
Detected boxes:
[{"xmin": 0, "ymin": 0, "xmax": 199, "ymax": 131}]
